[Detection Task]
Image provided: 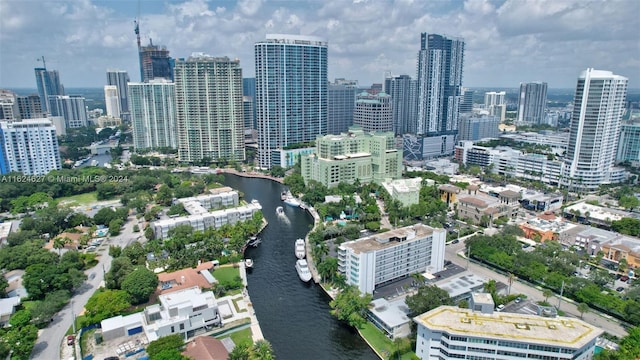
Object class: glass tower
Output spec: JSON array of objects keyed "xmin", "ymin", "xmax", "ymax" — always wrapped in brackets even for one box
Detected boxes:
[
  {"xmin": 517, "ymin": 82, "xmax": 548, "ymax": 124},
  {"xmin": 107, "ymin": 70, "xmax": 131, "ymax": 120},
  {"xmin": 34, "ymin": 68, "xmax": 64, "ymax": 114}
]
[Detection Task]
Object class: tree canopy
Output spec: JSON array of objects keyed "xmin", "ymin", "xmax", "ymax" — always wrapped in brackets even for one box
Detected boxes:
[{"xmin": 405, "ymin": 285, "xmax": 453, "ymax": 317}]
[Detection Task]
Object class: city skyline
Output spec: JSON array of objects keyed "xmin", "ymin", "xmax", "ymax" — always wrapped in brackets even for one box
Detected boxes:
[{"xmin": 1, "ymin": 0, "xmax": 639, "ymax": 89}]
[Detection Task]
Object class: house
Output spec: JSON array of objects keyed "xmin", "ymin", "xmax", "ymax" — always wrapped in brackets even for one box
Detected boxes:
[
  {"xmin": 0, "ymin": 297, "xmax": 21, "ymax": 327},
  {"xmin": 157, "ymin": 261, "xmax": 219, "ymax": 295},
  {"xmin": 182, "ymin": 336, "xmax": 232, "ymax": 360}
]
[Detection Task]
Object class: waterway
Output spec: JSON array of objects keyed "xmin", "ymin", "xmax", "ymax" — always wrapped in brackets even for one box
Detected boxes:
[{"xmin": 223, "ymin": 174, "xmax": 378, "ymax": 360}]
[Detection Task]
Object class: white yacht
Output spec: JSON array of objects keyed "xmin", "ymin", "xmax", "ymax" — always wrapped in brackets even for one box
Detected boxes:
[
  {"xmin": 276, "ymin": 206, "xmax": 284, "ymax": 215},
  {"xmin": 295, "ymin": 238, "xmax": 306, "ymax": 259},
  {"xmin": 245, "ymin": 259, "xmax": 253, "ymax": 268},
  {"xmin": 295, "ymin": 259, "xmax": 312, "ymax": 282}
]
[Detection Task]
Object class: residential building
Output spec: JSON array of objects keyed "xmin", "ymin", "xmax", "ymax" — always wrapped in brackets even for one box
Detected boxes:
[
  {"xmin": 484, "ymin": 91, "xmax": 506, "ymax": 121},
  {"xmin": 0, "ymin": 90, "xmax": 18, "ymax": 121},
  {"xmin": 563, "ymin": 202, "xmax": 636, "ymax": 229},
  {"xmin": 271, "ymin": 147, "xmax": 315, "ymax": 169},
  {"xmin": 368, "ymin": 296, "xmax": 413, "ymax": 340},
  {"xmin": 242, "ymin": 78, "xmax": 256, "ymax": 129},
  {"xmin": 561, "ymin": 69, "xmax": 628, "ymax": 192},
  {"xmin": 353, "ymin": 92, "xmax": 393, "ymax": 133},
  {"xmin": 328, "ymin": 80, "xmax": 357, "ymax": 135},
  {"xmin": 384, "ymin": 74, "xmax": 417, "ymax": 135},
  {"xmin": 414, "ymin": 33, "xmax": 464, "ymax": 158},
  {"xmin": 138, "ymin": 39, "xmax": 173, "ymax": 82},
  {"xmin": 519, "ymin": 214, "xmax": 578, "ymax": 243},
  {"xmin": 381, "ymin": 178, "xmax": 422, "ymax": 207},
  {"xmin": 500, "ymin": 130, "xmax": 569, "ymax": 154},
  {"xmin": 182, "ymin": 336, "xmax": 230, "ymax": 360},
  {"xmin": 460, "ymin": 87, "xmax": 474, "ymax": 113},
  {"xmin": 617, "ymin": 120, "xmax": 640, "ymax": 163},
  {"xmin": 458, "ymin": 114, "xmax": 500, "ymax": 141},
  {"xmin": 456, "ymin": 189, "xmax": 519, "ymax": 225},
  {"xmin": 96, "ymin": 116, "xmax": 122, "ymax": 129},
  {"xmin": 338, "ymin": 223, "xmax": 446, "ymax": 294},
  {"xmin": 104, "ymin": 85, "xmax": 121, "ymax": 119},
  {"xmin": 434, "ymin": 272, "xmax": 487, "ymax": 302},
  {"xmin": 175, "ymin": 188, "xmax": 239, "ymax": 213},
  {"xmin": 255, "ymin": 34, "xmax": 328, "ymax": 168},
  {"xmin": 129, "ymin": 79, "xmax": 177, "ymax": 151},
  {"xmin": 34, "ymin": 67, "xmax": 64, "ymax": 113},
  {"xmin": 157, "ymin": 261, "xmax": 220, "ymax": 295},
  {"xmin": 0, "ymin": 297, "xmax": 21, "ymax": 327},
  {"xmin": 0, "ymin": 119, "xmax": 61, "ymax": 175},
  {"xmin": 414, "ymin": 305, "xmax": 602, "ymax": 360},
  {"xmin": 106, "ymin": 70, "xmax": 130, "ymax": 121},
  {"xmin": 301, "ymin": 127, "xmax": 402, "ymax": 188},
  {"xmin": 16, "ymin": 95, "xmax": 45, "ymax": 119},
  {"xmin": 174, "ymin": 54, "xmax": 245, "ymax": 163},
  {"xmin": 569, "ymin": 226, "xmax": 640, "ymax": 266},
  {"xmin": 48, "ymin": 95, "xmax": 88, "ymax": 128},
  {"xmin": 517, "ymin": 82, "xmax": 547, "ymax": 124}
]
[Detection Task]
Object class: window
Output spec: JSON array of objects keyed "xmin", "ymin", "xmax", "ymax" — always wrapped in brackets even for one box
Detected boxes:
[{"xmin": 179, "ymin": 324, "xmax": 185, "ymax": 331}]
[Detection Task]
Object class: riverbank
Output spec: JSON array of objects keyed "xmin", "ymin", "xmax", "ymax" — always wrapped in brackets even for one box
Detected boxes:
[{"xmin": 220, "ymin": 168, "xmax": 284, "ymax": 184}]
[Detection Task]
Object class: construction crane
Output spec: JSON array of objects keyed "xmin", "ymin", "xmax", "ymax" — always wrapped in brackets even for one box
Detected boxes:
[{"xmin": 37, "ymin": 56, "xmax": 46, "ymax": 69}]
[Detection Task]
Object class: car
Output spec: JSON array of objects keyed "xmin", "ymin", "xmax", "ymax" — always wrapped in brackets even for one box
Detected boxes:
[
  {"xmin": 616, "ymin": 287, "xmax": 625, "ymax": 292},
  {"xmin": 515, "ymin": 297, "xmax": 522, "ymax": 303},
  {"xmin": 620, "ymin": 275, "xmax": 630, "ymax": 282},
  {"xmin": 496, "ymin": 304, "xmax": 505, "ymax": 311},
  {"xmin": 67, "ymin": 335, "xmax": 75, "ymax": 346},
  {"xmin": 451, "ymin": 239, "xmax": 460, "ymax": 244}
]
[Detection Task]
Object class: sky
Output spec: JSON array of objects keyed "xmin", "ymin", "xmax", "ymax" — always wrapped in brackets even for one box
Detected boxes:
[{"xmin": 1, "ymin": 0, "xmax": 639, "ymax": 89}]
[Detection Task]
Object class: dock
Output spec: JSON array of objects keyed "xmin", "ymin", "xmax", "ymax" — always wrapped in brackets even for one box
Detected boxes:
[
  {"xmin": 238, "ymin": 261, "xmax": 265, "ymax": 342},
  {"xmin": 303, "ymin": 203, "xmax": 322, "ymax": 284}
]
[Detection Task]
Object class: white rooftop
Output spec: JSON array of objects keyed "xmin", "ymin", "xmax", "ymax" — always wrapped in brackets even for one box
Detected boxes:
[
  {"xmin": 369, "ymin": 297, "xmax": 411, "ymax": 329},
  {"xmin": 101, "ymin": 313, "xmax": 143, "ymax": 333}
]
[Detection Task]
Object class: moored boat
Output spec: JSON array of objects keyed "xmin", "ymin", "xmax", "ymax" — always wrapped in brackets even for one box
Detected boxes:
[
  {"xmin": 295, "ymin": 238, "xmax": 306, "ymax": 259},
  {"xmin": 283, "ymin": 197, "xmax": 301, "ymax": 207},
  {"xmin": 245, "ymin": 258, "xmax": 253, "ymax": 268},
  {"xmin": 295, "ymin": 259, "xmax": 312, "ymax": 282}
]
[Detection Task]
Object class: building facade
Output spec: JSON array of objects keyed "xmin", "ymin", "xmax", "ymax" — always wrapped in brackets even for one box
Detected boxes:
[
  {"xmin": 174, "ymin": 54, "xmax": 245, "ymax": 163},
  {"xmin": 353, "ymin": 92, "xmax": 393, "ymax": 133},
  {"xmin": 106, "ymin": 70, "xmax": 130, "ymax": 121},
  {"xmin": 255, "ymin": 34, "xmax": 328, "ymax": 168},
  {"xmin": 0, "ymin": 119, "xmax": 61, "ymax": 175},
  {"xmin": 328, "ymin": 81, "xmax": 357, "ymax": 135},
  {"xmin": 458, "ymin": 114, "xmax": 500, "ymax": 141},
  {"xmin": 16, "ymin": 95, "xmax": 44, "ymax": 120},
  {"xmin": 484, "ymin": 91, "xmax": 506, "ymax": 121},
  {"xmin": 301, "ymin": 127, "xmax": 402, "ymax": 188},
  {"xmin": 561, "ymin": 69, "xmax": 628, "ymax": 192},
  {"xmin": 517, "ymin": 82, "xmax": 547, "ymax": 124},
  {"xmin": 139, "ymin": 40, "xmax": 173, "ymax": 82},
  {"xmin": 34, "ymin": 67, "xmax": 64, "ymax": 114},
  {"xmin": 104, "ymin": 85, "xmax": 121, "ymax": 119},
  {"xmin": 617, "ymin": 121, "xmax": 640, "ymax": 164},
  {"xmin": 338, "ymin": 224, "xmax": 446, "ymax": 294},
  {"xmin": 385, "ymin": 74, "xmax": 417, "ymax": 135},
  {"xmin": 129, "ymin": 79, "xmax": 177, "ymax": 151},
  {"xmin": 48, "ymin": 95, "xmax": 88, "ymax": 128}
]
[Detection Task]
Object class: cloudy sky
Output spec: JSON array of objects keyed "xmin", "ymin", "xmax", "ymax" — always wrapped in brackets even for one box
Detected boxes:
[{"xmin": 1, "ymin": 0, "xmax": 639, "ymax": 89}]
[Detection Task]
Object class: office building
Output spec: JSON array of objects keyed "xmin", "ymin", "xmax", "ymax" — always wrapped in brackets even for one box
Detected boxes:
[
  {"xmin": 517, "ymin": 82, "xmax": 547, "ymax": 124},
  {"xmin": 138, "ymin": 40, "xmax": 173, "ymax": 82},
  {"xmin": 255, "ymin": 34, "xmax": 328, "ymax": 168},
  {"xmin": 106, "ymin": 70, "xmax": 130, "ymax": 121},
  {"xmin": 338, "ymin": 223, "xmax": 446, "ymax": 294},
  {"xmin": 353, "ymin": 92, "xmax": 393, "ymax": 133},
  {"xmin": 48, "ymin": 95, "xmax": 88, "ymax": 128},
  {"xmin": 0, "ymin": 119, "xmax": 61, "ymax": 175},
  {"xmin": 34, "ymin": 67, "xmax": 64, "ymax": 113},
  {"xmin": 104, "ymin": 85, "xmax": 121, "ymax": 119},
  {"xmin": 328, "ymin": 80, "xmax": 357, "ymax": 135},
  {"xmin": 129, "ymin": 79, "xmax": 177, "ymax": 151},
  {"xmin": 301, "ymin": 127, "xmax": 402, "ymax": 188},
  {"xmin": 174, "ymin": 54, "xmax": 245, "ymax": 163},
  {"xmin": 458, "ymin": 114, "xmax": 500, "ymax": 141},
  {"xmin": 484, "ymin": 91, "xmax": 506, "ymax": 121},
  {"xmin": 16, "ymin": 95, "xmax": 45, "ymax": 119},
  {"xmin": 459, "ymin": 87, "xmax": 474, "ymax": 113},
  {"xmin": 415, "ymin": 33, "xmax": 464, "ymax": 157},
  {"xmin": 414, "ymin": 305, "xmax": 602, "ymax": 360},
  {"xmin": 617, "ymin": 120, "xmax": 640, "ymax": 164},
  {"xmin": 384, "ymin": 74, "xmax": 417, "ymax": 135},
  {"xmin": 561, "ymin": 69, "xmax": 628, "ymax": 192}
]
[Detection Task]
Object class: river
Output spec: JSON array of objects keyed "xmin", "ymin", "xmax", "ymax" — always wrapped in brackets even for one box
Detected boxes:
[{"xmin": 223, "ymin": 174, "xmax": 378, "ymax": 360}]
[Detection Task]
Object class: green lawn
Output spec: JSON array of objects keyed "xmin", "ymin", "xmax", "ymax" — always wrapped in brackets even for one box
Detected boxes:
[
  {"xmin": 216, "ymin": 327, "xmax": 253, "ymax": 347},
  {"xmin": 359, "ymin": 322, "xmax": 416, "ymax": 360},
  {"xmin": 213, "ymin": 265, "xmax": 240, "ymax": 283},
  {"xmin": 57, "ymin": 192, "xmax": 98, "ymax": 206}
]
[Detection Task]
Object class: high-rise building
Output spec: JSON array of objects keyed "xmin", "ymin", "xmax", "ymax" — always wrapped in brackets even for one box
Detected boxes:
[
  {"xmin": 353, "ymin": 92, "xmax": 393, "ymax": 133},
  {"xmin": 129, "ymin": 79, "xmax": 177, "ymax": 151},
  {"xmin": 385, "ymin": 74, "xmax": 417, "ymax": 135},
  {"xmin": 517, "ymin": 82, "xmax": 547, "ymax": 124},
  {"xmin": 484, "ymin": 91, "xmax": 506, "ymax": 121},
  {"xmin": 617, "ymin": 121, "xmax": 640, "ymax": 164},
  {"xmin": 0, "ymin": 90, "xmax": 17, "ymax": 121},
  {"xmin": 16, "ymin": 95, "xmax": 44, "ymax": 119},
  {"xmin": 255, "ymin": 34, "xmax": 328, "ymax": 169},
  {"xmin": 48, "ymin": 95, "xmax": 88, "ymax": 128},
  {"xmin": 458, "ymin": 114, "xmax": 500, "ymax": 141},
  {"xmin": 416, "ymin": 33, "xmax": 464, "ymax": 140},
  {"xmin": 174, "ymin": 54, "xmax": 245, "ymax": 163},
  {"xmin": 459, "ymin": 87, "xmax": 474, "ymax": 113},
  {"xmin": 139, "ymin": 40, "xmax": 173, "ymax": 82},
  {"xmin": 242, "ymin": 78, "xmax": 256, "ymax": 129},
  {"xmin": 104, "ymin": 85, "xmax": 121, "ymax": 119},
  {"xmin": 106, "ymin": 70, "xmax": 130, "ymax": 120},
  {"xmin": 328, "ymin": 80, "xmax": 357, "ymax": 135},
  {"xmin": 0, "ymin": 118, "xmax": 61, "ymax": 175},
  {"xmin": 34, "ymin": 67, "xmax": 64, "ymax": 113},
  {"xmin": 562, "ymin": 69, "xmax": 628, "ymax": 192}
]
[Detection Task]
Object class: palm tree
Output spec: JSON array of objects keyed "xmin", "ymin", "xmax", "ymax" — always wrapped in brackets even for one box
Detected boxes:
[
  {"xmin": 252, "ymin": 339, "xmax": 275, "ymax": 360},
  {"xmin": 411, "ymin": 272, "xmax": 425, "ymax": 287},
  {"xmin": 53, "ymin": 237, "xmax": 68, "ymax": 255}
]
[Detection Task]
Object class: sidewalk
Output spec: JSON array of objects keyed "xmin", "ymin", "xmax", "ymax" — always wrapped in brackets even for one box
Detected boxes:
[{"xmin": 237, "ymin": 261, "xmax": 264, "ymax": 342}]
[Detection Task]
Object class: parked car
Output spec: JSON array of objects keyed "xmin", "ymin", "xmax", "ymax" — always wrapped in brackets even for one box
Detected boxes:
[
  {"xmin": 496, "ymin": 304, "xmax": 505, "ymax": 311},
  {"xmin": 66, "ymin": 335, "xmax": 75, "ymax": 346},
  {"xmin": 616, "ymin": 287, "xmax": 625, "ymax": 292},
  {"xmin": 620, "ymin": 275, "xmax": 630, "ymax": 282},
  {"xmin": 451, "ymin": 239, "xmax": 460, "ymax": 244},
  {"xmin": 515, "ymin": 297, "xmax": 522, "ymax": 303}
]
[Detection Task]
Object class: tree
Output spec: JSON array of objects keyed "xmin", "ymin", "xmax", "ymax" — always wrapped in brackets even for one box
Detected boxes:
[
  {"xmin": 542, "ymin": 289, "xmax": 554, "ymax": 303},
  {"xmin": 156, "ymin": 184, "xmax": 174, "ymax": 206},
  {"xmin": 105, "ymin": 257, "xmax": 133, "ymax": 289},
  {"xmin": 619, "ymin": 195, "xmax": 640, "ymax": 211},
  {"xmin": 121, "ymin": 267, "xmax": 159, "ymax": 304},
  {"xmin": 252, "ymin": 339, "xmax": 275, "ymax": 360},
  {"xmin": 317, "ymin": 257, "xmax": 338, "ymax": 283},
  {"xmin": 9, "ymin": 309, "xmax": 32, "ymax": 328},
  {"xmin": 147, "ymin": 334, "xmax": 185, "ymax": 358},
  {"xmin": 577, "ymin": 303, "xmax": 589, "ymax": 319},
  {"xmin": 109, "ymin": 219, "xmax": 124, "ymax": 236},
  {"xmin": 229, "ymin": 342, "xmax": 251, "ymax": 360},
  {"xmin": 84, "ymin": 289, "xmax": 131, "ymax": 324},
  {"xmin": 618, "ymin": 258, "xmax": 628, "ymax": 274},
  {"xmin": 406, "ymin": 285, "xmax": 453, "ymax": 316},
  {"xmin": 329, "ymin": 285, "xmax": 372, "ymax": 328}
]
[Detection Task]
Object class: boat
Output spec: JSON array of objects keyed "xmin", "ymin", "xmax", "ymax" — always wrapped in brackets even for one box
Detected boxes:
[
  {"xmin": 276, "ymin": 206, "xmax": 284, "ymax": 215},
  {"xmin": 281, "ymin": 191, "xmax": 288, "ymax": 201},
  {"xmin": 295, "ymin": 259, "xmax": 312, "ymax": 282},
  {"xmin": 248, "ymin": 238, "xmax": 262, "ymax": 247},
  {"xmin": 245, "ymin": 259, "xmax": 253, "ymax": 268},
  {"xmin": 283, "ymin": 197, "xmax": 301, "ymax": 207},
  {"xmin": 295, "ymin": 238, "xmax": 306, "ymax": 259}
]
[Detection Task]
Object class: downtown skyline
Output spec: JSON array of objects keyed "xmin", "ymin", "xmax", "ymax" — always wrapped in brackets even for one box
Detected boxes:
[{"xmin": 1, "ymin": 0, "xmax": 639, "ymax": 89}]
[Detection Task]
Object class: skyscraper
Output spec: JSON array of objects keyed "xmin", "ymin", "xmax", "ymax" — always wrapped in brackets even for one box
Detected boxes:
[
  {"xmin": 562, "ymin": 69, "xmax": 628, "ymax": 192},
  {"xmin": 459, "ymin": 88, "xmax": 474, "ymax": 113},
  {"xmin": 34, "ymin": 67, "xmax": 64, "ymax": 113},
  {"xmin": 242, "ymin": 78, "xmax": 256, "ymax": 130},
  {"xmin": 517, "ymin": 82, "xmax": 547, "ymax": 124},
  {"xmin": 0, "ymin": 118, "xmax": 61, "ymax": 175},
  {"xmin": 617, "ymin": 121, "xmax": 640, "ymax": 164},
  {"xmin": 384, "ymin": 74, "xmax": 417, "ymax": 135},
  {"xmin": 106, "ymin": 70, "xmax": 130, "ymax": 120},
  {"xmin": 16, "ymin": 95, "xmax": 44, "ymax": 119},
  {"xmin": 139, "ymin": 40, "xmax": 173, "ymax": 82},
  {"xmin": 129, "ymin": 79, "xmax": 177, "ymax": 151},
  {"xmin": 484, "ymin": 91, "xmax": 506, "ymax": 121},
  {"xmin": 104, "ymin": 85, "xmax": 121, "ymax": 119},
  {"xmin": 255, "ymin": 34, "xmax": 328, "ymax": 169},
  {"xmin": 0, "ymin": 90, "xmax": 17, "ymax": 121},
  {"xmin": 174, "ymin": 54, "xmax": 245, "ymax": 163},
  {"xmin": 353, "ymin": 92, "xmax": 393, "ymax": 133},
  {"xmin": 48, "ymin": 95, "xmax": 88, "ymax": 129},
  {"xmin": 328, "ymin": 80, "xmax": 357, "ymax": 135}
]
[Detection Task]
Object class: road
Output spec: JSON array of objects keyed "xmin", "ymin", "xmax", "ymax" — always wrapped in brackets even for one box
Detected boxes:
[
  {"xmin": 444, "ymin": 240, "xmax": 629, "ymax": 338},
  {"xmin": 30, "ymin": 215, "xmax": 141, "ymax": 360}
]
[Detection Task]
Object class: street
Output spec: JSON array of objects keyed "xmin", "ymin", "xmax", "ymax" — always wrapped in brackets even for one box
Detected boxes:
[
  {"xmin": 444, "ymin": 240, "xmax": 629, "ymax": 338},
  {"xmin": 30, "ymin": 214, "xmax": 140, "ymax": 360}
]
